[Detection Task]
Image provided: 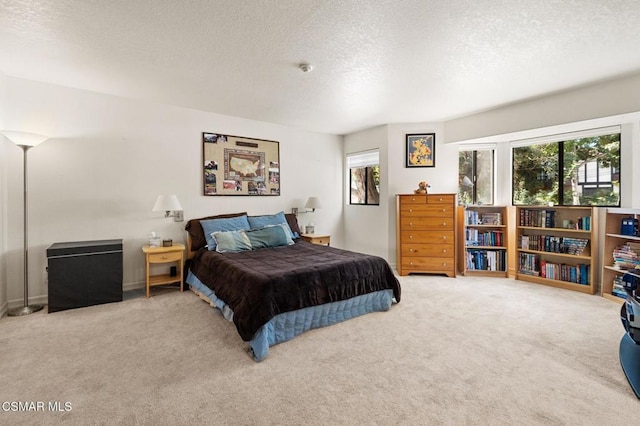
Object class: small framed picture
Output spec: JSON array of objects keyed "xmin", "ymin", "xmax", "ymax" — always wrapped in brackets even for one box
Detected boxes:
[{"xmin": 406, "ymin": 133, "xmax": 435, "ymax": 168}]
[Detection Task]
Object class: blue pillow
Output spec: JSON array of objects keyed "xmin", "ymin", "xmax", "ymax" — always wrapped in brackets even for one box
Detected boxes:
[
  {"xmin": 213, "ymin": 224, "xmax": 294, "ymax": 253},
  {"xmin": 248, "ymin": 211, "xmax": 295, "ymax": 239},
  {"xmin": 201, "ymin": 215, "xmax": 250, "ymax": 250}
]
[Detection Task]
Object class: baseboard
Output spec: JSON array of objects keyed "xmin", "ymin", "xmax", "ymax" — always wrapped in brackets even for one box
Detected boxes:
[
  {"xmin": 6, "ymin": 294, "xmax": 48, "ymax": 311},
  {"xmin": 123, "ymin": 281, "xmax": 145, "ymax": 292},
  {"xmin": 4, "ymin": 283, "xmax": 146, "ymax": 312}
]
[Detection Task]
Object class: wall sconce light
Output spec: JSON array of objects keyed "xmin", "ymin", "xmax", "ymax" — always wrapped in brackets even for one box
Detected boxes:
[
  {"xmin": 292, "ymin": 197, "xmax": 322, "ymax": 216},
  {"xmin": 305, "ymin": 196, "xmax": 322, "ymax": 212},
  {"xmin": 1, "ymin": 130, "xmax": 49, "ymax": 316},
  {"xmin": 152, "ymin": 195, "xmax": 184, "ymax": 222}
]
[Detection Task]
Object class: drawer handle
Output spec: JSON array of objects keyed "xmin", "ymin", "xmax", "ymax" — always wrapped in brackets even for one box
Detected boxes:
[
  {"xmin": 409, "ymin": 209, "xmax": 413, "ymax": 212},
  {"xmin": 442, "ymin": 222, "xmax": 447, "ymax": 226},
  {"xmin": 409, "ymin": 249, "xmax": 414, "ymax": 252},
  {"xmin": 411, "ymin": 198, "xmax": 416, "ymax": 201},
  {"xmin": 162, "ymin": 256, "xmax": 168, "ymax": 260},
  {"xmin": 409, "ymin": 235, "xmax": 413, "ymax": 239},
  {"xmin": 442, "ymin": 236, "xmax": 447, "ymax": 240},
  {"xmin": 442, "ymin": 249, "xmax": 447, "ymax": 253},
  {"xmin": 409, "ymin": 262, "xmax": 414, "ymax": 265},
  {"xmin": 442, "ymin": 209, "xmax": 446, "ymax": 212},
  {"xmin": 442, "ymin": 262, "xmax": 447, "ymax": 266},
  {"xmin": 409, "ymin": 222, "xmax": 413, "ymax": 226},
  {"xmin": 439, "ymin": 198, "xmax": 443, "ymax": 201}
]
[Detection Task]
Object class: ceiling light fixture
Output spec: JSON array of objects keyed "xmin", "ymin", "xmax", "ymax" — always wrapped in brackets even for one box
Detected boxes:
[{"xmin": 299, "ymin": 63, "xmax": 313, "ymax": 73}]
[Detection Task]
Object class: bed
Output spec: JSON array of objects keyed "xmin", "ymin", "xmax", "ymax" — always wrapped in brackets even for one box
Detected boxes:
[{"xmin": 184, "ymin": 211, "xmax": 401, "ymax": 361}]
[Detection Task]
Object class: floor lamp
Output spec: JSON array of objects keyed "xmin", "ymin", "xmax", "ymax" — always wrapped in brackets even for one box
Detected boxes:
[{"xmin": 1, "ymin": 130, "xmax": 49, "ymax": 316}]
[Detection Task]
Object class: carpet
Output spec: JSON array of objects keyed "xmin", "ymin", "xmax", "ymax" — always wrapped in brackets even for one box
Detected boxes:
[{"xmin": 0, "ymin": 275, "xmax": 634, "ymax": 425}]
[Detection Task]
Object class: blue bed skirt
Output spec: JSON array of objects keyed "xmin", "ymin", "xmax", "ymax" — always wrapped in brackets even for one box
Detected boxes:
[{"xmin": 186, "ymin": 271, "xmax": 394, "ymax": 361}]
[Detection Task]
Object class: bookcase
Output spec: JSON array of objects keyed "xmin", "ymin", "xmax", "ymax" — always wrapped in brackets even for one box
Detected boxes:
[
  {"xmin": 515, "ymin": 206, "xmax": 597, "ymax": 294},
  {"xmin": 457, "ymin": 206, "xmax": 508, "ymax": 277},
  {"xmin": 601, "ymin": 208, "xmax": 640, "ymax": 303}
]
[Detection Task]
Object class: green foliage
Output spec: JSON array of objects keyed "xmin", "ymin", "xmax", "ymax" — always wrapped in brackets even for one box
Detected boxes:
[{"xmin": 513, "ymin": 133, "xmax": 620, "ymax": 206}]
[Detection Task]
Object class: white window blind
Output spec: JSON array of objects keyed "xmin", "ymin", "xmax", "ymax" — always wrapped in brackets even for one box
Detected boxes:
[
  {"xmin": 510, "ymin": 126, "xmax": 621, "ymax": 148},
  {"xmin": 347, "ymin": 150, "xmax": 379, "ymax": 168},
  {"xmin": 457, "ymin": 143, "xmax": 497, "ymax": 151}
]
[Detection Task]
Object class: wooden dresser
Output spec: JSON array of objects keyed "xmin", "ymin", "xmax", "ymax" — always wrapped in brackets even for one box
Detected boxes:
[{"xmin": 396, "ymin": 193, "xmax": 456, "ymax": 277}]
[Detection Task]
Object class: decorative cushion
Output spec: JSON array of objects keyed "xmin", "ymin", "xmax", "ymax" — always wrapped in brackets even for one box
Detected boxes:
[
  {"xmin": 213, "ymin": 224, "xmax": 294, "ymax": 253},
  {"xmin": 201, "ymin": 215, "xmax": 251, "ymax": 251},
  {"xmin": 185, "ymin": 212, "xmax": 248, "ymax": 251},
  {"xmin": 248, "ymin": 211, "xmax": 296, "ymax": 239}
]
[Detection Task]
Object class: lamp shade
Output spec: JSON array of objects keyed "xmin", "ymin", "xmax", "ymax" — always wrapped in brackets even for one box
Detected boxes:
[
  {"xmin": 305, "ymin": 197, "xmax": 322, "ymax": 210},
  {"xmin": 1, "ymin": 130, "xmax": 49, "ymax": 147},
  {"xmin": 152, "ymin": 195, "xmax": 182, "ymax": 212}
]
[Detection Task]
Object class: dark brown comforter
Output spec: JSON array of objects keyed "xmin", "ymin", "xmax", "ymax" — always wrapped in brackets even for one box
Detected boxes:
[{"xmin": 188, "ymin": 240, "xmax": 401, "ymax": 341}]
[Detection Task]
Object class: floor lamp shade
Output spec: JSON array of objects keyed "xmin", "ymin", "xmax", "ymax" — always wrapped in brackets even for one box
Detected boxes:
[{"xmin": 1, "ymin": 130, "xmax": 49, "ymax": 316}]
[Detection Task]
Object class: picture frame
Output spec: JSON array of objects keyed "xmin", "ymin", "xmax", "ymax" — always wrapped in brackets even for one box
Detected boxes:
[
  {"xmin": 406, "ymin": 133, "xmax": 436, "ymax": 168},
  {"xmin": 202, "ymin": 132, "xmax": 280, "ymax": 196}
]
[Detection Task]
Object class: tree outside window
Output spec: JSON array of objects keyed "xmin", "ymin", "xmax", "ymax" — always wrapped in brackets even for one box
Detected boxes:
[
  {"xmin": 512, "ymin": 133, "xmax": 620, "ymax": 206},
  {"xmin": 348, "ymin": 150, "xmax": 380, "ymax": 205},
  {"xmin": 458, "ymin": 149, "xmax": 494, "ymax": 205}
]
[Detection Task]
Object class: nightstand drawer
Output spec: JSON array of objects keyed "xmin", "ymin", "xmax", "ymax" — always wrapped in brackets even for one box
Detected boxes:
[
  {"xmin": 300, "ymin": 234, "xmax": 331, "ymax": 246},
  {"xmin": 310, "ymin": 237, "xmax": 330, "ymax": 245},
  {"xmin": 148, "ymin": 251, "xmax": 182, "ymax": 263}
]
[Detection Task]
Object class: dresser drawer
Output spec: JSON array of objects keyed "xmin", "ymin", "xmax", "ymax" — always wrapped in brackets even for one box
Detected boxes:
[
  {"xmin": 427, "ymin": 194, "xmax": 455, "ymax": 204},
  {"xmin": 400, "ymin": 204, "xmax": 454, "ymax": 217},
  {"xmin": 398, "ymin": 195, "xmax": 427, "ymax": 205},
  {"xmin": 401, "ymin": 244, "xmax": 454, "ymax": 258},
  {"xmin": 402, "ymin": 257, "xmax": 455, "ymax": 271},
  {"xmin": 400, "ymin": 231, "xmax": 454, "ymax": 244},
  {"xmin": 400, "ymin": 216, "xmax": 454, "ymax": 230}
]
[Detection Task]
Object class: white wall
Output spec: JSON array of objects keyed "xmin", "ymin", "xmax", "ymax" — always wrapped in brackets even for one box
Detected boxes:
[
  {"xmin": 386, "ymin": 123, "xmax": 459, "ymax": 264},
  {"xmin": 343, "ymin": 122, "xmax": 459, "ymax": 267},
  {"xmin": 0, "ymin": 72, "xmax": 7, "ymax": 316},
  {"xmin": 443, "ymin": 72, "xmax": 640, "ymax": 144},
  {"xmin": 1, "ymin": 76, "xmax": 343, "ymax": 309},
  {"xmin": 343, "ymin": 125, "xmax": 388, "ymax": 258}
]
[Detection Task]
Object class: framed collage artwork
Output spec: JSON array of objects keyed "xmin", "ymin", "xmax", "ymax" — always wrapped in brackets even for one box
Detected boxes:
[{"xmin": 202, "ymin": 132, "xmax": 280, "ymax": 196}]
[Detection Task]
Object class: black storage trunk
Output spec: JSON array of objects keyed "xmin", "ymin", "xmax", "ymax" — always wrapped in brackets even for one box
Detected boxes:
[{"xmin": 47, "ymin": 239, "xmax": 123, "ymax": 313}]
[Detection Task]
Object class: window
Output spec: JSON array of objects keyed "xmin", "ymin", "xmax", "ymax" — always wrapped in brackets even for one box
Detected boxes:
[
  {"xmin": 458, "ymin": 148, "xmax": 494, "ymax": 205},
  {"xmin": 512, "ymin": 129, "xmax": 620, "ymax": 206},
  {"xmin": 347, "ymin": 150, "xmax": 380, "ymax": 205}
]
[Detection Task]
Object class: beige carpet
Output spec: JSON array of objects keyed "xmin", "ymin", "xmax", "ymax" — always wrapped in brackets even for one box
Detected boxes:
[{"xmin": 0, "ymin": 275, "xmax": 635, "ymax": 425}]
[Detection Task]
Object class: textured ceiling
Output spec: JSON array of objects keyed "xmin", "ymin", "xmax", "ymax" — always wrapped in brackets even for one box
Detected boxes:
[{"xmin": 2, "ymin": 0, "xmax": 640, "ymax": 135}]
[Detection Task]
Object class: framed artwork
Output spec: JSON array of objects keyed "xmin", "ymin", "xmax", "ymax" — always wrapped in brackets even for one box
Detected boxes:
[
  {"xmin": 202, "ymin": 132, "xmax": 280, "ymax": 196},
  {"xmin": 406, "ymin": 133, "xmax": 435, "ymax": 168}
]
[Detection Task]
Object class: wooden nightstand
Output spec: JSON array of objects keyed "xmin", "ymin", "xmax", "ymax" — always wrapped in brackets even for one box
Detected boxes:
[
  {"xmin": 142, "ymin": 243, "xmax": 185, "ymax": 298},
  {"xmin": 300, "ymin": 234, "xmax": 331, "ymax": 246}
]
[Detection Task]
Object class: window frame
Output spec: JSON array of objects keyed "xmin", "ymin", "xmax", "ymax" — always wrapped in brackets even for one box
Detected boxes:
[
  {"xmin": 347, "ymin": 150, "xmax": 380, "ymax": 206},
  {"xmin": 458, "ymin": 145, "xmax": 495, "ymax": 206}
]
